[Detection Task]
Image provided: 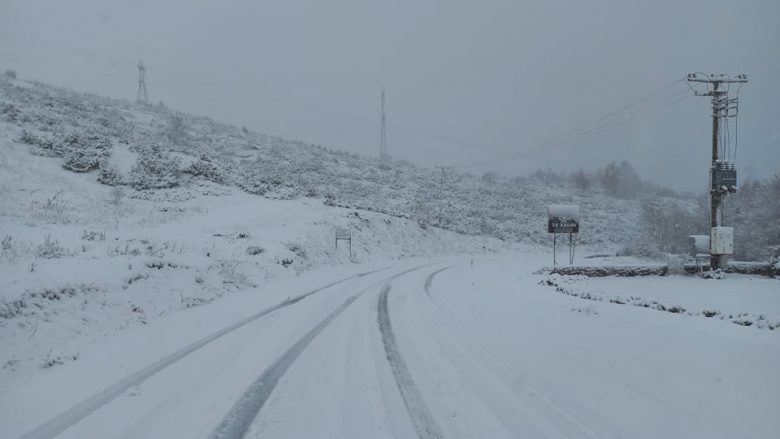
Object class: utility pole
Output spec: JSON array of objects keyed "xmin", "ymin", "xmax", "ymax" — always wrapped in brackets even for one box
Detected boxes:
[
  {"xmin": 686, "ymin": 73, "xmax": 747, "ymax": 269},
  {"xmin": 137, "ymin": 61, "xmax": 148, "ymax": 104},
  {"xmin": 436, "ymin": 166, "xmax": 448, "ymax": 227},
  {"xmin": 380, "ymin": 88, "xmax": 387, "ymax": 166}
]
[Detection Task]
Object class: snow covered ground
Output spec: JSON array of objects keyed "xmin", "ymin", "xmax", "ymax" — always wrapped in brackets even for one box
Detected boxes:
[
  {"xmin": 2, "ymin": 75, "xmax": 778, "ymax": 439},
  {"xmin": 1, "ymin": 255, "xmax": 777, "ymax": 439},
  {"xmin": 0, "ymin": 129, "xmax": 507, "ymax": 387}
]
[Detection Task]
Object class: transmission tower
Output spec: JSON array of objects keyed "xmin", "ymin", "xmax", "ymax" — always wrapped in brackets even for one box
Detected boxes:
[
  {"xmin": 380, "ymin": 88, "xmax": 388, "ymax": 165},
  {"xmin": 137, "ymin": 60, "xmax": 148, "ymax": 104},
  {"xmin": 686, "ymin": 73, "xmax": 747, "ymax": 269}
]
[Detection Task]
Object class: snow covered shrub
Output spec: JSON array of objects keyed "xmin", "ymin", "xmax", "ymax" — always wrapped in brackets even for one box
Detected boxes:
[
  {"xmin": 129, "ymin": 147, "xmax": 182, "ymax": 190},
  {"xmin": 246, "ymin": 246, "xmax": 264, "ymax": 255},
  {"xmin": 60, "ymin": 133, "xmax": 111, "ymax": 173},
  {"xmin": 97, "ymin": 165, "xmax": 124, "ymax": 186},
  {"xmin": 63, "ymin": 149, "xmax": 100, "ymax": 172},
  {"xmin": 36, "ymin": 235, "xmax": 69, "ymax": 259},
  {"xmin": 81, "ymin": 230, "xmax": 105, "ymax": 241},
  {"xmin": 3, "ymin": 69, "xmax": 16, "ymax": 79},
  {"xmin": 237, "ymin": 166, "xmax": 270, "ymax": 195},
  {"xmin": 286, "ymin": 242, "xmax": 307, "ymax": 259},
  {"xmin": 18, "ymin": 130, "xmax": 56, "ymax": 153},
  {"xmin": 1, "ymin": 102, "xmax": 19, "ymax": 122},
  {"xmin": 183, "ymin": 155, "xmax": 225, "ymax": 184}
]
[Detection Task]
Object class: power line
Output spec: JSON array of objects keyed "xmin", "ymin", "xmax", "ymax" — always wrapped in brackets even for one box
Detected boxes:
[
  {"xmin": 0, "ymin": 31, "xmax": 700, "ymax": 173},
  {"xmin": 450, "ymin": 78, "xmax": 690, "ymax": 169}
]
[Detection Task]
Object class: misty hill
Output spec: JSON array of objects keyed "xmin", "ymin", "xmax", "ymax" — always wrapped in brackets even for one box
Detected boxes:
[{"xmin": 0, "ymin": 72, "xmax": 656, "ymax": 251}]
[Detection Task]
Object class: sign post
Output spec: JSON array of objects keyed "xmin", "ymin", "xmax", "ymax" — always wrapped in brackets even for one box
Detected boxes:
[{"xmin": 547, "ymin": 205, "xmax": 580, "ymax": 265}]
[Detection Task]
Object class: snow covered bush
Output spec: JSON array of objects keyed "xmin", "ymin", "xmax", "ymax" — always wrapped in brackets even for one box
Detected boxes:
[
  {"xmin": 128, "ymin": 147, "xmax": 182, "ymax": 190},
  {"xmin": 183, "ymin": 155, "xmax": 226, "ymax": 184},
  {"xmin": 3, "ymin": 69, "xmax": 16, "ymax": 79},
  {"xmin": 97, "ymin": 165, "xmax": 124, "ymax": 186},
  {"xmin": 18, "ymin": 130, "xmax": 56, "ymax": 154},
  {"xmin": 20, "ymin": 129, "xmax": 111, "ymax": 173},
  {"xmin": 1, "ymin": 102, "xmax": 20, "ymax": 122},
  {"xmin": 59, "ymin": 133, "xmax": 111, "ymax": 173}
]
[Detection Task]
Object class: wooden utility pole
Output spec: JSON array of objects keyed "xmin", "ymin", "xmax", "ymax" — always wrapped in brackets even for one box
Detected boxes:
[{"xmin": 686, "ymin": 73, "xmax": 747, "ymax": 269}]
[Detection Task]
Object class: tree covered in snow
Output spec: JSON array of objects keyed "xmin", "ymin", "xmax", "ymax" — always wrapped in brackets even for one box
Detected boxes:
[{"xmin": 725, "ymin": 173, "xmax": 780, "ymax": 261}]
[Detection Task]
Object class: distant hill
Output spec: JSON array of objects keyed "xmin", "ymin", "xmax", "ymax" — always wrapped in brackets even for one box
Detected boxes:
[{"xmin": 0, "ymin": 73, "xmax": 647, "ymax": 250}]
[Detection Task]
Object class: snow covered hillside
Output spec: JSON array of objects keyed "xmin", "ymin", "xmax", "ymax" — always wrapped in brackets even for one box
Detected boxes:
[
  {"xmin": 0, "ymin": 74, "xmax": 646, "ymax": 249},
  {"xmin": 0, "ymin": 123, "xmax": 514, "ymax": 383}
]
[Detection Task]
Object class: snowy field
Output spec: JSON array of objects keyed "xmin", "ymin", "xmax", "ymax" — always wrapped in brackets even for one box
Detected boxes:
[
  {"xmin": 0, "ymin": 143, "xmax": 505, "ymax": 388},
  {"xmin": 1, "ymin": 255, "xmax": 777, "ymax": 439}
]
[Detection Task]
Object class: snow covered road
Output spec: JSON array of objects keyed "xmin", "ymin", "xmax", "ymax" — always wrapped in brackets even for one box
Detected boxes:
[{"xmin": 3, "ymin": 256, "xmax": 778, "ymax": 438}]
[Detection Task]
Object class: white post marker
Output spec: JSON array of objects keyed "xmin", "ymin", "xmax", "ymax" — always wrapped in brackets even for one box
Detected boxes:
[{"xmin": 335, "ymin": 227, "xmax": 352, "ymax": 258}]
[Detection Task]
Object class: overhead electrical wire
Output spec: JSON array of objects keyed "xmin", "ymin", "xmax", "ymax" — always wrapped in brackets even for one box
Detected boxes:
[
  {"xmin": 1, "ymin": 31, "xmax": 696, "ymax": 171},
  {"xmin": 448, "ymin": 79, "xmax": 691, "ymax": 169}
]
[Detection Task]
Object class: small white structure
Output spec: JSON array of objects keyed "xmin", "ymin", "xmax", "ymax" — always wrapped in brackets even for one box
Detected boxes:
[
  {"xmin": 335, "ymin": 227, "xmax": 352, "ymax": 257},
  {"xmin": 711, "ymin": 227, "xmax": 734, "ymax": 255},
  {"xmin": 689, "ymin": 235, "xmax": 710, "ymax": 257}
]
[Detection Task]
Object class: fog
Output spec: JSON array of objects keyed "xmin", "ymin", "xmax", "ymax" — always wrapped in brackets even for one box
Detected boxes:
[{"xmin": 2, "ymin": 0, "xmax": 778, "ymax": 191}]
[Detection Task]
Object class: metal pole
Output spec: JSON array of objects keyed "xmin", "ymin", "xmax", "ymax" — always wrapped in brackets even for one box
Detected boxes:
[
  {"xmin": 569, "ymin": 233, "xmax": 574, "ymax": 264},
  {"xmin": 553, "ymin": 234, "xmax": 557, "ymax": 266}
]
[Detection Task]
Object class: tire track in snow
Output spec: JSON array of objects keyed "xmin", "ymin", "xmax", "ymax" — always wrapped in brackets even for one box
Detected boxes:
[
  {"xmin": 378, "ymin": 283, "xmax": 444, "ymax": 439},
  {"xmin": 420, "ymin": 267, "xmax": 613, "ymax": 438},
  {"xmin": 18, "ymin": 267, "xmax": 389, "ymax": 439},
  {"xmin": 209, "ymin": 265, "xmax": 429, "ymax": 439},
  {"xmin": 423, "ymin": 266, "xmax": 455, "ymax": 301},
  {"xmin": 209, "ymin": 294, "xmax": 361, "ymax": 439}
]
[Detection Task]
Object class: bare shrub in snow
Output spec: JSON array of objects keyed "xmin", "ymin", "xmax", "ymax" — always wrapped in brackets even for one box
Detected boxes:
[
  {"xmin": 41, "ymin": 351, "xmax": 80, "ymax": 369},
  {"xmin": 36, "ymin": 235, "xmax": 69, "ymax": 259},
  {"xmin": 3, "ymin": 69, "xmax": 17, "ymax": 79},
  {"xmin": 40, "ymin": 190, "xmax": 69, "ymax": 222},
  {"xmin": 1, "ymin": 235, "xmax": 33, "ymax": 262},
  {"xmin": 216, "ymin": 259, "xmax": 250, "ymax": 287},
  {"xmin": 246, "ymin": 245, "xmax": 264, "ymax": 255},
  {"xmin": 81, "ymin": 230, "xmax": 106, "ymax": 241}
]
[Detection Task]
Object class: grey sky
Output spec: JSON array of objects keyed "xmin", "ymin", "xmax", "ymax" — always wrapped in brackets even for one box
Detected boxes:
[{"xmin": 1, "ymin": 0, "xmax": 778, "ymax": 191}]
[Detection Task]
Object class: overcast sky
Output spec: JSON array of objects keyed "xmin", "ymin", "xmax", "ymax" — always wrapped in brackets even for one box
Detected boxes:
[{"xmin": 1, "ymin": 0, "xmax": 778, "ymax": 191}]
